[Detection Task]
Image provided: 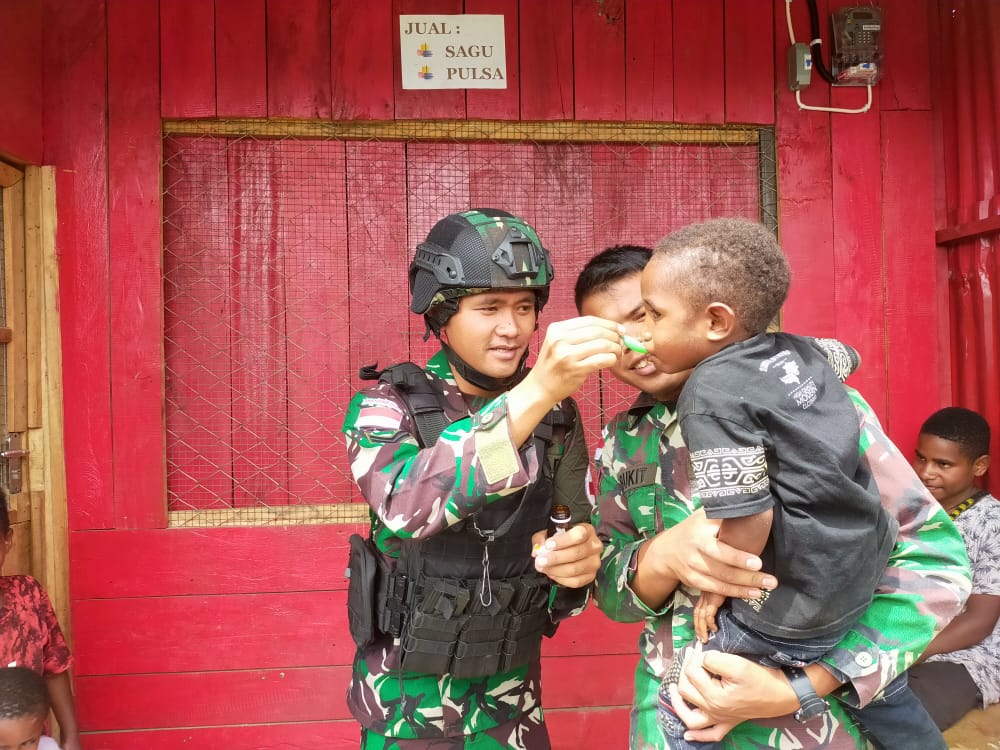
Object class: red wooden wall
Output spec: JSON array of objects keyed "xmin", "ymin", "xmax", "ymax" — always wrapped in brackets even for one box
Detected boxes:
[
  {"xmin": 0, "ymin": 1, "xmax": 954, "ymax": 747},
  {"xmin": 933, "ymin": 0, "xmax": 1000, "ymax": 495}
]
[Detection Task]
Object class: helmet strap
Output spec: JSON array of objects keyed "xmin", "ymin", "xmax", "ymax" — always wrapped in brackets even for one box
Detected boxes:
[
  {"xmin": 440, "ymin": 341, "xmax": 528, "ymax": 393},
  {"xmin": 424, "ymin": 299, "xmax": 459, "ymax": 339}
]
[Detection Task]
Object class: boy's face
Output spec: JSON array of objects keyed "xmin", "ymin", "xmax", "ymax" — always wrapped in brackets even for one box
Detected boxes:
[
  {"xmin": 0, "ymin": 713, "xmax": 45, "ymax": 750},
  {"xmin": 640, "ymin": 255, "xmax": 716, "ymax": 375},
  {"xmin": 912, "ymin": 433, "xmax": 989, "ymax": 511},
  {"xmin": 579, "ymin": 271, "xmax": 691, "ymax": 401},
  {"xmin": 439, "ymin": 289, "xmax": 537, "ymax": 396}
]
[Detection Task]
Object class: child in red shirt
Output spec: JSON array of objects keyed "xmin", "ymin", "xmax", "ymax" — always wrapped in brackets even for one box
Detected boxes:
[{"xmin": 1, "ymin": 502, "xmax": 80, "ymax": 750}]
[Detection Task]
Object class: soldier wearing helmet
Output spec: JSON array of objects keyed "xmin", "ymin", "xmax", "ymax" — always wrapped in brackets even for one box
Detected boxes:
[
  {"xmin": 342, "ymin": 209, "xmax": 623, "ymax": 748},
  {"xmin": 410, "ymin": 209, "xmax": 554, "ymax": 391}
]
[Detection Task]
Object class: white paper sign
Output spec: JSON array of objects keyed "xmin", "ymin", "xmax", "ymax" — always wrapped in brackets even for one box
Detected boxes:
[{"xmin": 400, "ymin": 15, "xmax": 507, "ymax": 90}]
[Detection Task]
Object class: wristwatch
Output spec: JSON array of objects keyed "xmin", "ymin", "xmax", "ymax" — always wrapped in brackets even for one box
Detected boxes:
[{"xmin": 783, "ymin": 666, "xmax": 830, "ymax": 723}]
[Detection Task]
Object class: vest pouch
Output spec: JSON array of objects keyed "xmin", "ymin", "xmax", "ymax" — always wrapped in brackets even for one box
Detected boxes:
[
  {"xmin": 399, "ymin": 577, "xmax": 467, "ymax": 675},
  {"xmin": 501, "ymin": 606, "xmax": 549, "ymax": 671},
  {"xmin": 400, "ymin": 609, "xmax": 462, "ymax": 674},
  {"xmin": 346, "ymin": 534, "xmax": 378, "ymax": 649},
  {"xmin": 450, "ymin": 612, "xmax": 510, "ymax": 678}
]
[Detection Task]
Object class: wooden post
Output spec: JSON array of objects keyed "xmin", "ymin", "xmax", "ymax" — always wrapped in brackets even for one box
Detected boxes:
[{"xmin": 22, "ymin": 166, "xmax": 70, "ymax": 641}]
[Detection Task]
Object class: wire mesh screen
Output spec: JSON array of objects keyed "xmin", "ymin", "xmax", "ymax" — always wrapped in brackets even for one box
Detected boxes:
[{"xmin": 162, "ymin": 121, "xmax": 774, "ymax": 527}]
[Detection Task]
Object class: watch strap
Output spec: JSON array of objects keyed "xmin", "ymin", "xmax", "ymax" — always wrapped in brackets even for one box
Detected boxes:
[{"xmin": 783, "ymin": 666, "xmax": 829, "ymax": 723}]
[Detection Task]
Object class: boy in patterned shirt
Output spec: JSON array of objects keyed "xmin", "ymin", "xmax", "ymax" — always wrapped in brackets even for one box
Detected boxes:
[{"xmin": 909, "ymin": 407, "xmax": 1000, "ymax": 729}]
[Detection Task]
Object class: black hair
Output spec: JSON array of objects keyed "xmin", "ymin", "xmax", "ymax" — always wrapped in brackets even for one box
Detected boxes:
[
  {"xmin": 574, "ymin": 244, "xmax": 653, "ymax": 313},
  {"xmin": 653, "ymin": 218, "xmax": 790, "ymax": 335},
  {"xmin": 0, "ymin": 666, "xmax": 50, "ymax": 720},
  {"xmin": 919, "ymin": 406, "xmax": 991, "ymax": 460}
]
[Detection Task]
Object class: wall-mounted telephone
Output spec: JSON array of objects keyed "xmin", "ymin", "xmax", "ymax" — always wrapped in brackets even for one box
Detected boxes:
[{"xmin": 830, "ymin": 7, "xmax": 883, "ymax": 86}]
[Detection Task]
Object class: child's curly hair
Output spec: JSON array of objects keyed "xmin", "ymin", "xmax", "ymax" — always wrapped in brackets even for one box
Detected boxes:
[
  {"xmin": 654, "ymin": 218, "xmax": 790, "ymax": 335},
  {"xmin": 0, "ymin": 666, "xmax": 50, "ymax": 721}
]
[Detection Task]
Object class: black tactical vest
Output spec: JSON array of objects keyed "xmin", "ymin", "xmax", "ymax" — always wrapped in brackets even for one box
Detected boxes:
[{"xmin": 365, "ymin": 362, "xmax": 569, "ymax": 678}]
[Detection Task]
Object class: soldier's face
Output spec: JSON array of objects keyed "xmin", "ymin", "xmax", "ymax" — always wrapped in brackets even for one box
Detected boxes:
[
  {"xmin": 579, "ymin": 272, "xmax": 690, "ymax": 402},
  {"xmin": 440, "ymin": 289, "xmax": 537, "ymax": 392}
]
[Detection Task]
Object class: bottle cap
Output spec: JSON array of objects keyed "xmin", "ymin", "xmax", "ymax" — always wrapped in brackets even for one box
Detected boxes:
[{"xmin": 550, "ymin": 504, "xmax": 571, "ymax": 523}]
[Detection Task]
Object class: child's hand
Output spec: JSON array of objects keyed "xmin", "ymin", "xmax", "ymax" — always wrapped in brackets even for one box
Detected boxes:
[{"xmin": 694, "ymin": 591, "xmax": 724, "ymax": 643}]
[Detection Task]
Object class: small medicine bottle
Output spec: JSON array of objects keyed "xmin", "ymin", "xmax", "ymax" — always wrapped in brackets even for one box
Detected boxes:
[{"xmin": 549, "ymin": 504, "xmax": 572, "ymax": 536}]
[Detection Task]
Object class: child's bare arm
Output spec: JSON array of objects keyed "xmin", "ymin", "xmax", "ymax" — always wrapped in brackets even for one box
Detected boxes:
[
  {"xmin": 46, "ymin": 672, "xmax": 81, "ymax": 750},
  {"xmin": 918, "ymin": 593, "xmax": 1000, "ymax": 662},
  {"xmin": 717, "ymin": 508, "xmax": 773, "ymax": 558},
  {"xmin": 694, "ymin": 509, "xmax": 774, "ymax": 643}
]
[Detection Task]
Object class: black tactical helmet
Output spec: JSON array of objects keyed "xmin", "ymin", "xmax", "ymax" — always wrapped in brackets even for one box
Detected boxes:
[{"xmin": 409, "ymin": 208, "xmax": 553, "ymax": 320}]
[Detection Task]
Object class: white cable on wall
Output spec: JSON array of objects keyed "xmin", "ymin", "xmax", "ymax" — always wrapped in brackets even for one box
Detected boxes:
[
  {"xmin": 795, "ymin": 84, "xmax": 872, "ymax": 114},
  {"xmin": 784, "ymin": 0, "xmax": 873, "ymax": 115}
]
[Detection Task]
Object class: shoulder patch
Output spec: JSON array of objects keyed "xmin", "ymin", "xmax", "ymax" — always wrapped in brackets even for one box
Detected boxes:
[{"xmin": 354, "ymin": 395, "xmax": 406, "ymax": 431}]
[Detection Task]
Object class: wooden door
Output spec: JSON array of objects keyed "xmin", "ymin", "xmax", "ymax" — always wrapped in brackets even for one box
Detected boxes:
[{"xmin": 0, "ymin": 162, "xmax": 70, "ymax": 635}]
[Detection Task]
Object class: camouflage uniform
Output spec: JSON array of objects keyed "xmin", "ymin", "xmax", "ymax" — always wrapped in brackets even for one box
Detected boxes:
[
  {"xmin": 343, "ymin": 350, "xmax": 591, "ymax": 749},
  {"xmin": 592, "ymin": 388, "xmax": 972, "ymax": 750}
]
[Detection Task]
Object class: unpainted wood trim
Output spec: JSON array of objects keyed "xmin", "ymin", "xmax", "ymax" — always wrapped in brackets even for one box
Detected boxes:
[
  {"xmin": 23, "ymin": 167, "xmax": 70, "ymax": 643},
  {"xmin": 162, "ymin": 118, "xmax": 761, "ymax": 145},
  {"xmin": 169, "ymin": 502, "xmax": 371, "ymax": 528}
]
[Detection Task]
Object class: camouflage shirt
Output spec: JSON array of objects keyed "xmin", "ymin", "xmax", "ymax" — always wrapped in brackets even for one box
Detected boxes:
[
  {"xmin": 342, "ymin": 350, "xmax": 591, "ymax": 740},
  {"xmin": 592, "ymin": 388, "xmax": 972, "ymax": 750}
]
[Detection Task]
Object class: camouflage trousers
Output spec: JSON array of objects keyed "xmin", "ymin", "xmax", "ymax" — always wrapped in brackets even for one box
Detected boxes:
[{"xmin": 360, "ymin": 707, "xmax": 550, "ymax": 750}]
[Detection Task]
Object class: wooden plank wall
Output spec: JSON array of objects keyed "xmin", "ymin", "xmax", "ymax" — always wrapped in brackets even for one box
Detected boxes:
[
  {"xmin": 0, "ymin": 1, "xmax": 948, "ymax": 747},
  {"xmin": 934, "ymin": 0, "xmax": 1000, "ymax": 494},
  {"xmin": 0, "ymin": 1, "xmax": 43, "ymax": 164}
]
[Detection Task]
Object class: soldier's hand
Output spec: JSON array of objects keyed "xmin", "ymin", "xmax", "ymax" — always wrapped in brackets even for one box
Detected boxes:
[
  {"xmin": 531, "ymin": 523, "xmax": 603, "ymax": 588},
  {"xmin": 655, "ymin": 509, "xmax": 778, "ymax": 600},
  {"xmin": 527, "ymin": 316, "xmax": 624, "ymax": 403},
  {"xmin": 674, "ymin": 649, "xmax": 802, "ymax": 741}
]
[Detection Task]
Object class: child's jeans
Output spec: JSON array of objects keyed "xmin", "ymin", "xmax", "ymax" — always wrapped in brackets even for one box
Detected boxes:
[
  {"xmin": 843, "ymin": 675, "xmax": 947, "ymax": 750},
  {"xmin": 657, "ymin": 607, "xmax": 946, "ymax": 750}
]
